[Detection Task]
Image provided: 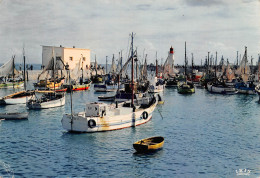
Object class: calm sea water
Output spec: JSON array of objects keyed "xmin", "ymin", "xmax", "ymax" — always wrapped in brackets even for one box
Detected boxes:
[{"xmin": 0, "ymin": 83, "xmax": 259, "ymax": 177}]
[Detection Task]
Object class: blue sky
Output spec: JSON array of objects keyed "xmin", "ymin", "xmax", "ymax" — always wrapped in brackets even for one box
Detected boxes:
[{"xmin": 0, "ymin": 0, "xmax": 259, "ymax": 65}]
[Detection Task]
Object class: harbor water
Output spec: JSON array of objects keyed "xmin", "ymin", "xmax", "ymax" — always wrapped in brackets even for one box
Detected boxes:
[{"xmin": 0, "ymin": 85, "xmax": 259, "ymax": 177}]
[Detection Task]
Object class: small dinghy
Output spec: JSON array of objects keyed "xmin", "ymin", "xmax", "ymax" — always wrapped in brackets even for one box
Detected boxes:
[
  {"xmin": 133, "ymin": 136, "xmax": 164, "ymax": 153},
  {"xmin": 0, "ymin": 112, "xmax": 28, "ymax": 120},
  {"xmin": 98, "ymin": 95, "xmax": 115, "ymax": 101}
]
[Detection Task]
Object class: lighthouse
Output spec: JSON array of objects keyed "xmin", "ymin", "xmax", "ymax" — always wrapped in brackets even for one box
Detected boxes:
[
  {"xmin": 168, "ymin": 46, "xmax": 174, "ymax": 68},
  {"xmin": 163, "ymin": 46, "xmax": 175, "ymax": 78}
]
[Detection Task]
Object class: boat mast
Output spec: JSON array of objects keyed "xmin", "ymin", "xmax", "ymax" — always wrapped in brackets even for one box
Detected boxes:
[
  {"xmin": 52, "ymin": 47, "xmax": 56, "ymax": 93},
  {"xmin": 244, "ymin": 46, "xmax": 247, "ymax": 75},
  {"xmin": 95, "ymin": 55, "xmax": 97, "ymax": 76},
  {"xmin": 191, "ymin": 53, "xmax": 194, "ymax": 82},
  {"xmin": 81, "ymin": 54, "xmax": 84, "ymax": 84},
  {"xmin": 69, "ymin": 69, "xmax": 73, "ymax": 131},
  {"xmin": 207, "ymin": 52, "xmax": 210, "ymax": 75},
  {"xmin": 12, "ymin": 55, "xmax": 15, "ymax": 88},
  {"xmin": 131, "ymin": 32, "xmax": 134, "ymax": 107},
  {"xmin": 135, "ymin": 47, "xmax": 138, "ymax": 80},
  {"xmin": 106, "ymin": 56, "xmax": 108, "ymax": 75},
  {"xmin": 215, "ymin": 51, "xmax": 217, "ymax": 79},
  {"xmin": 120, "ymin": 50, "xmax": 123, "ymax": 73},
  {"xmin": 156, "ymin": 51, "xmax": 158, "ymax": 78},
  {"xmin": 236, "ymin": 51, "xmax": 239, "ymax": 67},
  {"xmin": 184, "ymin": 41, "xmax": 187, "ymax": 81},
  {"xmin": 23, "ymin": 47, "xmax": 26, "ymax": 90}
]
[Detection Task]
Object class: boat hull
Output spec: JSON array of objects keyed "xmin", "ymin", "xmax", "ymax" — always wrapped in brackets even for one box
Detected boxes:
[
  {"xmin": 5, "ymin": 96, "xmax": 28, "ymax": 105},
  {"xmin": 72, "ymin": 84, "xmax": 90, "ymax": 91}
]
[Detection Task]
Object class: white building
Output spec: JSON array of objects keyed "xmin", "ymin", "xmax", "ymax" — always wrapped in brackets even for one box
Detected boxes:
[{"xmin": 42, "ymin": 45, "xmax": 91, "ymax": 70}]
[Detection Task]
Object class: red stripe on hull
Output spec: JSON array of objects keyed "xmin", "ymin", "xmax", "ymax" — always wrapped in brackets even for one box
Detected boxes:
[{"xmin": 72, "ymin": 86, "xmax": 90, "ymax": 91}]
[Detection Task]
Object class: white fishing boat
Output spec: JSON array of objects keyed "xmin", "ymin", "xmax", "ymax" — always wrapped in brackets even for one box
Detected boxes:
[{"xmin": 62, "ymin": 95, "xmax": 157, "ymax": 132}]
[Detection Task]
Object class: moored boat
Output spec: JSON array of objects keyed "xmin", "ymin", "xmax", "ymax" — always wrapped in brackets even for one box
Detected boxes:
[
  {"xmin": 235, "ymin": 81, "xmax": 256, "ymax": 94},
  {"xmin": 62, "ymin": 95, "xmax": 157, "ymax": 132},
  {"xmin": 0, "ymin": 112, "xmax": 28, "ymax": 120},
  {"xmin": 26, "ymin": 92, "xmax": 65, "ymax": 109},
  {"xmin": 2, "ymin": 90, "xmax": 35, "ymax": 105},
  {"xmin": 98, "ymin": 95, "xmax": 115, "ymax": 101},
  {"xmin": 133, "ymin": 136, "xmax": 164, "ymax": 153},
  {"xmin": 207, "ymin": 81, "xmax": 237, "ymax": 94},
  {"xmin": 177, "ymin": 82, "xmax": 195, "ymax": 94}
]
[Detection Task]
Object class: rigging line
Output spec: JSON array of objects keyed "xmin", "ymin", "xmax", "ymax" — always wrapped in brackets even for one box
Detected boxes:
[{"xmin": 157, "ymin": 107, "xmax": 164, "ymax": 120}]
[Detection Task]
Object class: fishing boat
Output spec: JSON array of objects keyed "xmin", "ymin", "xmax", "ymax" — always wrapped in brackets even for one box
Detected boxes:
[
  {"xmin": 62, "ymin": 94, "xmax": 157, "ymax": 132},
  {"xmin": 148, "ymin": 53, "xmax": 165, "ymax": 93},
  {"xmin": 165, "ymin": 77, "xmax": 179, "ymax": 87},
  {"xmin": 0, "ymin": 56, "xmax": 24, "ymax": 88},
  {"xmin": 234, "ymin": 47, "xmax": 256, "ymax": 94},
  {"xmin": 1, "ymin": 90, "xmax": 35, "ymax": 105},
  {"xmin": 62, "ymin": 33, "xmax": 159, "ymax": 133},
  {"xmin": 177, "ymin": 82, "xmax": 195, "ymax": 94},
  {"xmin": 235, "ymin": 81, "xmax": 256, "ymax": 94},
  {"xmin": 0, "ymin": 112, "xmax": 28, "ymax": 120},
  {"xmin": 26, "ymin": 92, "xmax": 65, "ymax": 109},
  {"xmin": 133, "ymin": 136, "xmax": 164, "ymax": 153},
  {"xmin": 177, "ymin": 42, "xmax": 195, "ymax": 94},
  {"xmin": 27, "ymin": 48, "xmax": 66, "ymax": 109},
  {"xmin": 94, "ymin": 56, "xmax": 124, "ymax": 92},
  {"xmin": 34, "ymin": 50, "xmax": 65, "ymax": 90},
  {"xmin": 207, "ymin": 80, "xmax": 237, "ymax": 94},
  {"xmin": 63, "ymin": 55, "xmax": 91, "ymax": 92},
  {"xmin": 0, "ymin": 49, "xmax": 35, "ymax": 105}
]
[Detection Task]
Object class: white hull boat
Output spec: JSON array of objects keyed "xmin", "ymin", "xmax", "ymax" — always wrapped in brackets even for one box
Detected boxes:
[
  {"xmin": 62, "ymin": 96, "xmax": 158, "ymax": 132},
  {"xmin": 27, "ymin": 92, "xmax": 65, "ymax": 109},
  {"xmin": 207, "ymin": 83, "xmax": 237, "ymax": 94},
  {"xmin": 1, "ymin": 90, "xmax": 35, "ymax": 105}
]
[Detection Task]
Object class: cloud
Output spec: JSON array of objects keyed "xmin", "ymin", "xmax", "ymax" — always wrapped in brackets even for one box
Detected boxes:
[
  {"xmin": 184, "ymin": 0, "xmax": 223, "ymax": 7},
  {"xmin": 0, "ymin": 0, "xmax": 259, "ymax": 65}
]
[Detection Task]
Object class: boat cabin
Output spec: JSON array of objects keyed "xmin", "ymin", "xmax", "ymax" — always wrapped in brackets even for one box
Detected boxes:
[{"xmin": 85, "ymin": 102, "xmax": 107, "ymax": 117}]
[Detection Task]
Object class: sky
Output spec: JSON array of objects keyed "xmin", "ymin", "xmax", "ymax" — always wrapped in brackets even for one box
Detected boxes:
[{"xmin": 0, "ymin": 0, "xmax": 259, "ymax": 65}]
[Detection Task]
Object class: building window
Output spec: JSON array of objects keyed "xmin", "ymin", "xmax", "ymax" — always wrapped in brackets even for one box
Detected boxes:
[
  {"xmin": 83, "ymin": 57, "xmax": 86, "ymax": 61},
  {"xmin": 69, "ymin": 57, "xmax": 73, "ymax": 61}
]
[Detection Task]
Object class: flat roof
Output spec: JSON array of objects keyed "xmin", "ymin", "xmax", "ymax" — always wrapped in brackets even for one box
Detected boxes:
[{"xmin": 41, "ymin": 45, "xmax": 90, "ymax": 51}]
